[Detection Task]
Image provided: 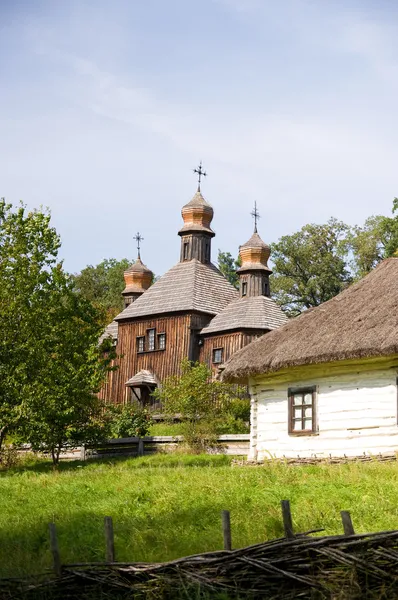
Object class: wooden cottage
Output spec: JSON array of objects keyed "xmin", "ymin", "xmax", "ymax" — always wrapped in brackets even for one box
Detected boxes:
[
  {"xmin": 99, "ymin": 182, "xmax": 286, "ymax": 406},
  {"xmin": 222, "ymin": 257, "xmax": 398, "ymax": 460}
]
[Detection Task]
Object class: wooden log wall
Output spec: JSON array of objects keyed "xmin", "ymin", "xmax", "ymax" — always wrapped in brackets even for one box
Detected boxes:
[
  {"xmin": 200, "ymin": 331, "xmax": 262, "ymax": 376},
  {"xmin": 100, "ymin": 313, "xmax": 208, "ymax": 405}
]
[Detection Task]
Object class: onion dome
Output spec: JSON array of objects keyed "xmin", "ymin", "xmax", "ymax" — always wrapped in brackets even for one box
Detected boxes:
[
  {"xmin": 238, "ymin": 232, "xmax": 272, "ymax": 273},
  {"xmin": 178, "ymin": 190, "xmax": 215, "ymax": 237},
  {"xmin": 122, "ymin": 258, "xmax": 153, "ymax": 297}
]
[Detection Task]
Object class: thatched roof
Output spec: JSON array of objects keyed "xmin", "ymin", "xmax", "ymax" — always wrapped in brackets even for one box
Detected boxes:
[
  {"xmin": 222, "ymin": 257, "xmax": 398, "ymax": 381},
  {"xmin": 201, "ymin": 296, "xmax": 288, "ymax": 335},
  {"xmin": 115, "ymin": 259, "xmax": 238, "ymax": 321}
]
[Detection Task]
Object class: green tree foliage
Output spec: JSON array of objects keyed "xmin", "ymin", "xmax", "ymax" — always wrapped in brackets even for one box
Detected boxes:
[
  {"xmin": 72, "ymin": 258, "xmax": 131, "ymax": 321},
  {"xmin": 152, "ymin": 359, "xmax": 247, "ymax": 451},
  {"xmin": 0, "ymin": 199, "xmax": 61, "ymax": 450},
  {"xmin": 0, "ymin": 200, "xmax": 113, "ymax": 463},
  {"xmin": 217, "ymin": 250, "xmax": 241, "ymax": 288},
  {"xmin": 271, "ymin": 219, "xmax": 352, "ymax": 316},
  {"xmin": 347, "ymin": 215, "xmax": 389, "ymax": 279},
  {"xmin": 105, "ymin": 404, "xmax": 152, "ymax": 439},
  {"xmin": 382, "ymin": 198, "xmax": 398, "ymax": 258}
]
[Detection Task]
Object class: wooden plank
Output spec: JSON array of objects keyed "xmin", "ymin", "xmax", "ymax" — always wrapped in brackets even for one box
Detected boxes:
[
  {"xmin": 341, "ymin": 511, "xmax": 355, "ymax": 536},
  {"xmin": 222, "ymin": 510, "xmax": 232, "ymax": 551},
  {"xmin": 281, "ymin": 500, "xmax": 294, "ymax": 539},
  {"xmin": 137, "ymin": 439, "xmax": 144, "ymax": 456},
  {"xmin": 104, "ymin": 516, "xmax": 115, "ymax": 562},
  {"xmin": 49, "ymin": 523, "xmax": 62, "ymax": 577}
]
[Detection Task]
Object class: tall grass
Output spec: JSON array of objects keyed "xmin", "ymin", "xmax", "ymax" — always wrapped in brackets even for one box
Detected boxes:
[{"xmin": 1, "ymin": 454, "xmax": 398, "ymax": 578}]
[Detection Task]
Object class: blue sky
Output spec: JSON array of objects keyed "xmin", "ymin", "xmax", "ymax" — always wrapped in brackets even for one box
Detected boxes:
[{"xmin": 1, "ymin": 0, "xmax": 398, "ymax": 276}]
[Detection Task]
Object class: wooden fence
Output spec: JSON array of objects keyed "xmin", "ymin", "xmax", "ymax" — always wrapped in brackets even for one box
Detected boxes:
[
  {"xmin": 80, "ymin": 434, "xmax": 250, "ymax": 460},
  {"xmin": 8, "ymin": 500, "xmax": 398, "ymax": 599}
]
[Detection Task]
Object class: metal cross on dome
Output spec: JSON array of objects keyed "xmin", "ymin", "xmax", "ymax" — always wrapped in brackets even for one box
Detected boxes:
[
  {"xmin": 193, "ymin": 161, "xmax": 207, "ymax": 191},
  {"xmin": 251, "ymin": 202, "xmax": 260, "ymax": 233},
  {"xmin": 133, "ymin": 232, "xmax": 144, "ymax": 259}
]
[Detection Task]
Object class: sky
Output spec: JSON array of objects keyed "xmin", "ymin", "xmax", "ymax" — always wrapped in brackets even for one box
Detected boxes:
[{"xmin": 1, "ymin": 0, "xmax": 398, "ymax": 276}]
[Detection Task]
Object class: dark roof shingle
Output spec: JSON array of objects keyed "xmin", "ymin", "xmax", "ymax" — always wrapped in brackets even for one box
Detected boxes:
[
  {"xmin": 201, "ymin": 296, "xmax": 288, "ymax": 335},
  {"xmin": 115, "ymin": 259, "xmax": 238, "ymax": 321}
]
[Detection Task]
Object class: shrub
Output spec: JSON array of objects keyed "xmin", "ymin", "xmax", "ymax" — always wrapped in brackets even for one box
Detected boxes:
[
  {"xmin": 106, "ymin": 404, "xmax": 152, "ymax": 439},
  {"xmin": 228, "ymin": 397, "xmax": 250, "ymax": 422},
  {"xmin": 152, "ymin": 359, "xmax": 247, "ymax": 452},
  {"xmin": 0, "ymin": 446, "xmax": 19, "ymax": 469}
]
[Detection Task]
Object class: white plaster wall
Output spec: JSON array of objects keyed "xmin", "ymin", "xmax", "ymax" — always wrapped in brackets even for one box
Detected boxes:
[{"xmin": 251, "ymin": 369, "xmax": 398, "ymax": 459}]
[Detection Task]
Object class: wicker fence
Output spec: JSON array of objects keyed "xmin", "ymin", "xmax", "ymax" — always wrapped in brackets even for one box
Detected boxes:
[{"xmin": 5, "ymin": 500, "xmax": 398, "ymax": 599}]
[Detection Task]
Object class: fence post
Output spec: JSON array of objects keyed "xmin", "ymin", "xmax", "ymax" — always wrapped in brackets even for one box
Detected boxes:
[
  {"xmin": 281, "ymin": 500, "xmax": 295, "ymax": 539},
  {"xmin": 138, "ymin": 438, "xmax": 144, "ymax": 457},
  {"xmin": 80, "ymin": 444, "xmax": 86, "ymax": 461},
  {"xmin": 104, "ymin": 516, "xmax": 115, "ymax": 562},
  {"xmin": 340, "ymin": 511, "xmax": 355, "ymax": 536},
  {"xmin": 49, "ymin": 523, "xmax": 62, "ymax": 577},
  {"xmin": 222, "ymin": 510, "xmax": 232, "ymax": 551}
]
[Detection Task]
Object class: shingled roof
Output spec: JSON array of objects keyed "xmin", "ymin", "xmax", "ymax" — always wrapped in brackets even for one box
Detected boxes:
[
  {"xmin": 222, "ymin": 257, "xmax": 398, "ymax": 382},
  {"xmin": 99, "ymin": 320, "xmax": 118, "ymax": 344},
  {"xmin": 115, "ymin": 259, "xmax": 238, "ymax": 321},
  {"xmin": 201, "ymin": 296, "xmax": 288, "ymax": 335}
]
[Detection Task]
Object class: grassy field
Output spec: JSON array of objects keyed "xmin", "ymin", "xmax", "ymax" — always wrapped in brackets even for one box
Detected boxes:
[{"xmin": 2, "ymin": 454, "xmax": 398, "ymax": 579}]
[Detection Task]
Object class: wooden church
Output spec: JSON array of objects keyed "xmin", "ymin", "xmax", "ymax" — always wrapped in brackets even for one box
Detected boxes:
[{"xmin": 100, "ymin": 171, "xmax": 287, "ymax": 405}]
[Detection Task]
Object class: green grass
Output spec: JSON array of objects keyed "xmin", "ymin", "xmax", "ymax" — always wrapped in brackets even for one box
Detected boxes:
[
  {"xmin": 148, "ymin": 421, "xmax": 185, "ymax": 436},
  {"xmin": 2, "ymin": 454, "xmax": 398, "ymax": 578}
]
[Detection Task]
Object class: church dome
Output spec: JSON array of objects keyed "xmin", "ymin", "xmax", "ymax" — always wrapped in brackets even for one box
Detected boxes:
[
  {"xmin": 178, "ymin": 190, "xmax": 215, "ymax": 237},
  {"xmin": 122, "ymin": 257, "xmax": 153, "ymax": 295},
  {"xmin": 238, "ymin": 231, "xmax": 271, "ymax": 273}
]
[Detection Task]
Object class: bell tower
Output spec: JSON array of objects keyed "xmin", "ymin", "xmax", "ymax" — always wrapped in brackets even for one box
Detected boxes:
[
  {"xmin": 122, "ymin": 232, "xmax": 153, "ymax": 308},
  {"xmin": 237, "ymin": 203, "xmax": 272, "ymax": 298},
  {"xmin": 178, "ymin": 162, "xmax": 215, "ymax": 264}
]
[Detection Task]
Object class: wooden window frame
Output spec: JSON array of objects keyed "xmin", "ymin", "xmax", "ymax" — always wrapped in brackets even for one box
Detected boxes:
[
  {"xmin": 288, "ymin": 385, "xmax": 317, "ymax": 436},
  {"xmin": 183, "ymin": 242, "xmax": 189, "ymax": 261},
  {"xmin": 157, "ymin": 332, "xmax": 166, "ymax": 351},
  {"xmin": 212, "ymin": 347, "xmax": 224, "ymax": 364},
  {"xmin": 147, "ymin": 328, "xmax": 156, "ymax": 352},
  {"xmin": 137, "ymin": 336, "xmax": 145, "ymax": 353},
  {"xmin": 242, "ymin": 282, "xmax": 247, "ymax": 297}
]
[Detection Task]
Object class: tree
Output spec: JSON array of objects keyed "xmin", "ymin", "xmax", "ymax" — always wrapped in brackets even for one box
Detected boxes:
[
  {"xmin": 347, "ymin": 215, "xmax": 388, "ymax": 279},
  {"xmin": 19, "ymin": 272, "xmax": 114, "ymax": 464},
  {"xmin": 346, "ymin": 199, "xmax": 398, "ymax": 279},
  {"xmin": 271, "ymin": 218, "xmax": 352, "ymax": 316},
  {"xmin": 0, "ymin": 200, "xmax": 62, "ymax": 450},
  {"xmin": 217, "ymin": 250, "xmax": 241, "ymax": 288},
  {"xmin": 152, "ymin": 359, "xmax": 246, "ymax": 451},
  {"xmin": 382, "ymin": 198, "xmax": 398, "ymax": 258},
  {"xmin": 0, "ymin": 200, "xmax": 113, "ymax": 462},
  {"xmin": 72, "ymin": 258, "xmax": 132, "ymax": 321}
]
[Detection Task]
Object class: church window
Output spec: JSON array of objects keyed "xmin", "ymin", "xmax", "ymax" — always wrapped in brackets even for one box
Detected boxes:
[
  {"xmin": 183, "ymin": 242, "xmax": 189, "ymax": 261},
  {"xmin": 158, "ymin": 333, "xmax": 166, "ymax": 350},
  {"xmin": 148, "ymin": 329, "xmax": 155, "ymax": 351},
  {"xmin": 288, "ymin": 386, "xmax": 317, "ymax": 435},
  {"xmin": 242, "ymin": 282, "xmax": 247, "ymax": 297},
  {"xmin": 212, "ymin": 348, "xmax": 224, "ymax": 364},
  {"xmin": 137, "ymin": 336, "xmax": 145, "ymax": 353}
]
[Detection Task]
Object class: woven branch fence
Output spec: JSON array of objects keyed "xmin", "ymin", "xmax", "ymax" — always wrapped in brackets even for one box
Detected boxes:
[{"xmin": 3, "ymin": 502, "xmax": 398, "ymax": 599}]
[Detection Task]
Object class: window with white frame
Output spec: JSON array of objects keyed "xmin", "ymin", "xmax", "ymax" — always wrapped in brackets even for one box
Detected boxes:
[
  {"xmin": 137, "ymin": 336, "xmax": 145, "ymax": 353},
  {"xmin": 158, "ymin": 333, "xmax": 166, "ymax": 350},
  {"xmin": 147, "ymin": 329, "xmax": 155, "ymax": 351},
  {"xmin": 288, "ymin": 386, "xmax": 316, "ymax": 435}
]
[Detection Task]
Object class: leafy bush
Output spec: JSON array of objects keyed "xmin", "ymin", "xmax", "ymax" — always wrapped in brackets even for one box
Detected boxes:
[
  {"xmin": 227, "ymin": 397, "xmax": 250, "ymax": 422},
  {"xmin": 106, "ymin": 404, "xmax": 152, "ymax": 439},
  {"xmin": 152, "ymin": 359, "xmax": 247, "ymax": 452},
  {"xmin": 0, "ymin": 446, "xmax": 19, "ymax": 469}
]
